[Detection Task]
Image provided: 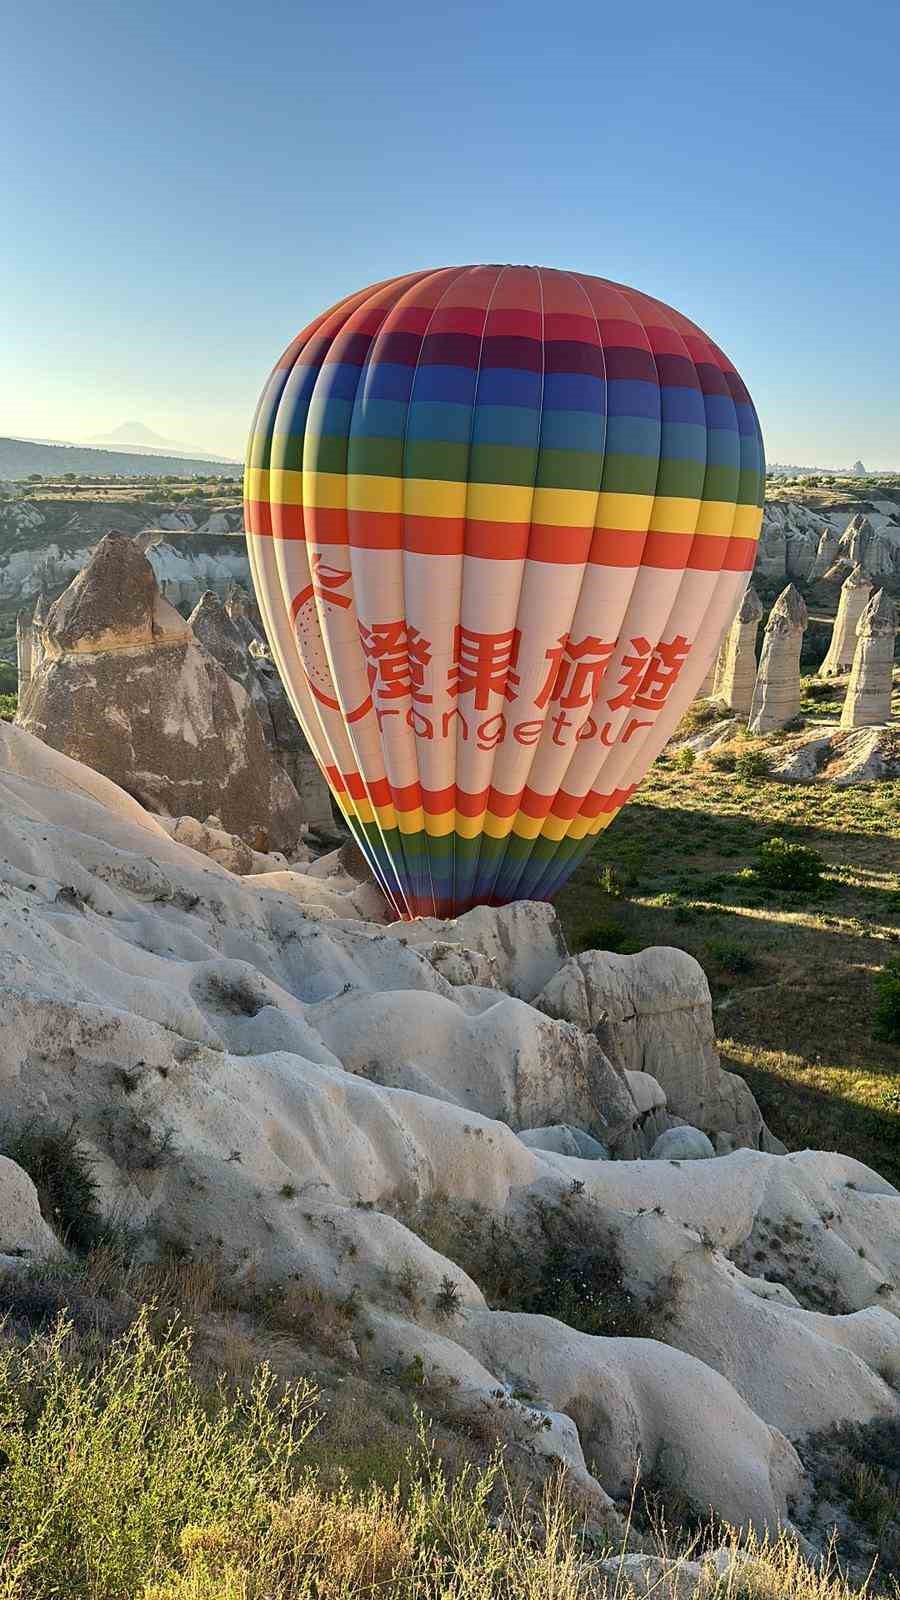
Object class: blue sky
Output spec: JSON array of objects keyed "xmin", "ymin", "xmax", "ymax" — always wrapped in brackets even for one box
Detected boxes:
[{"xmin": 3, "ymin": 0, "xmax": 898, "ymax": 467}]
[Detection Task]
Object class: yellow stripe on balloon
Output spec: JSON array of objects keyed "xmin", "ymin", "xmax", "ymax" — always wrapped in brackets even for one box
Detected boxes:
[
  {"xmin": 733, "ymin": 504, "xmax": 764, "ymax": 539},
  {"xmin": 694, "ymin": 500, "xmax": 737, "ymax": 537},
  {"xmin": 396, "ymin": 806, "xmax": 425, "ymax": 834},
  {"xmin": 246, "ymin": 468, "xmax": 762, "ymax": 550},
  {"xmin": 595, "ymin": 490, "xmax": 655, "ymax": 530},
  {"xmin": 423, "ymin": 810, "xmax": 456, "ymax": 838}
]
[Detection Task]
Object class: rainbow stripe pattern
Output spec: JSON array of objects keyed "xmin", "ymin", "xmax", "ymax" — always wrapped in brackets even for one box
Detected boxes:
[{"xmin": 245, "ymin": 265, "xmax": 765, "ymax": 918}]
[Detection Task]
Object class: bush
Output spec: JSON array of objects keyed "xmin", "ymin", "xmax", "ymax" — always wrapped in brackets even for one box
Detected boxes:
[
  {"xmin": 673, "ymin": 748, "xmax": 696, "ymax": 773},
  {"xmin": 0, "ymin": 1120, "xmax": 104, "ymax": 1252},
  {"xmin": 0, "ymin": 692, "xmax": 16, "ymax": 721},
  {"xmin": 0, "ymin": 1310, "xmax": 318, "ymax": 1600},
  {"xmin": 734, "ymin": 747, "xmax": 771, "ymax": 780},
  {"xmin": 706, "ymin": 747, "xmax": 738, "ymax": 772},
  {"xmin": 705, "ymin": 938, "xmax": 756, "ymax": 977},
  {"xmin": 873, "ymin": 958, "xmax": 900, "ymax": 1044},
  {"xmin": 756, "ymin": 837, "xmax": 825, "ymax": 894},
  {"xmin": 674, "ymin": 700, "xmax": 722, "ymax": 737},
  {"xmin": 573, "ymin": 918, "xmax": 639, "ymax": 955}
]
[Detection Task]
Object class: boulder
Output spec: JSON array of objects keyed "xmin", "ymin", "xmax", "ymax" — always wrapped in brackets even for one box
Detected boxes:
[
  {"xmin": 595, "ymin": 1553, "xmax": 703, "ymax": 1600},
  {"xmin": 388, "ymin": 899, "xmax": 568, "ymax": 1002},
  {"xmin": 0, "ymin": 1156, "xmax": 66, "ymax": 1264},
  {"xmin": 518, "ymin": 1125, "xmax": 610, "ymax": 1160},
  {"xmin": 535, "ymin": 946, "xmax": 777, "ymax": 1149},
  {"xmin": 650, "ymin": 1126, "xmax": 716, "ymax": 1161}
]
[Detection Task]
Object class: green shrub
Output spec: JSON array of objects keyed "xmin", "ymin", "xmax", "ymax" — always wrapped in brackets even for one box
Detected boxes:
[
  {"xmin": 597, "ymin": 863, "xmax": 625, "ymax": 897},
  {"xmin": 674, "ymin": 699, "xmax": 722, "ymax": 737},
  {"xmin": 705, "ymin": 938, "xmax": 756, "ymax": 976},
  {"xmin": 734, "ymin": 747, "xmax": 771, "ymax": 780},
  {"xmin": 673, "ymin": 748, "xmax": 696, "ymax": 773},
  {"xmin": 0, "ymin": 1310, "xmax": 318, "ymax": 1600},
  {"xmin": 0, "ymin": 1120, "xmax": 104, "ymax": 1252},
  {"xmin": 756, "ymin": 836, "xmax": 825, "ymax": 893},
  {"xmin": 573, "ymin": 918, "xmax": 639, "ymax": 955},
  {"xmin": 0, "ymin": 692, "xmax": 16, "ymax": 721},
  {"xmin": 706, "ymin": 747, "xmax": 738, "ymax": 772},
  {"xmin": 874, "ymin": 959, "xmax": 900, "ymax": 1044}
]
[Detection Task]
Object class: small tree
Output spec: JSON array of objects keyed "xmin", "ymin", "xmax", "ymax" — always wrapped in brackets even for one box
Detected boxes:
[{"xmin": 756, "ymin": 836, "xmax": 824, "ymax": 893}]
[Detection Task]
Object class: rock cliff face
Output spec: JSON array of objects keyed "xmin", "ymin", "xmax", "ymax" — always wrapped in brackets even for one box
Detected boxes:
[
  {"xmin": 15, "ymin": 535, "xmax": 307, "ymax": 849},
  {"xmin": 0, "ymin": 499, "xmax": 251, "ymax": 668},
  {"xmin": 757, "ymin": 501, "xmax": 900, "ymax": 585},
  {"xmin": 0, "ymin": 721, "xmax": 898, "ymax": 1541},
  {"xmin": 188, "ymin": 589, "xmax": 334, "ymax": 827}
]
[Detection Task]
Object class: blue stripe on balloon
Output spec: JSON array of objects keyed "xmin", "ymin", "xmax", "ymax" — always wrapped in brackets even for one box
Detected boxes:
[
  {"xmin": 657, "ymin": 386, "xmax": 708, "ymax": 427},
  {"xmin": 734, "ymin": 400, "xmax": 760, "ymax": 437},
  {"xmin": 406, "ymin": 401, "xmax": 477, "ymax": 443}
]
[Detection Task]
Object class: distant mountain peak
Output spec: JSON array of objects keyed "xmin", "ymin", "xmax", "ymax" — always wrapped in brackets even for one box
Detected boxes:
[{"xmin": 88, "ymin": 421, "xmax": 183, "ymax": 450}]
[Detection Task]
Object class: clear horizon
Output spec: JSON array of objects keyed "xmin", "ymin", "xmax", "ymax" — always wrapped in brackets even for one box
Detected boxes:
[{"xmin": 4, "ymin": 0, "xmax": 898, "ymax": 470}]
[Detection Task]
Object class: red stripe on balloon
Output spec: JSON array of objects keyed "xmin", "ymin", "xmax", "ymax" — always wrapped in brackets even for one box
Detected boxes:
[
  {"xmin": 587, "ymin": 527, "xmax": 649, "ymax": 566},
  {"xmin": 723, "ymin": 538, "xmax": 757, "ymax": 572},
  {"xmin": 248, "ymin": 505, "xmax": 757, "ymax": 572}
]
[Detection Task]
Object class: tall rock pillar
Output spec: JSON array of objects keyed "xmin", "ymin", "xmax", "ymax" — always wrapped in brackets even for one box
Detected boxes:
[
  {"xmin": 819, "ymin": 567, "xmax": 872, "ymax": 677},
  {"xmin": 840, "ymin": 590, "xmax": 897, "ymax": 728},
  {"xmin": 748, "ymin": 585, "xmax": 808, "ymax": 734},
  {"xmin": 807, "ymin": 525, "xmax": 840, "ymax": 583},
  {"xmin": 715, "ymin": 586, "xmax": 763, "ymax": 715},
  {"xmin": 15, "ymin": 611, "xmax": 33, "ymax": 691}
]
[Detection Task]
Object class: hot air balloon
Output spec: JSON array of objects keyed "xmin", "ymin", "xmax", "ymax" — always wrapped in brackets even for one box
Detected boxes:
[{"xmin": 244, "ymin": 266, "xmax": 764, "ymax": 920}]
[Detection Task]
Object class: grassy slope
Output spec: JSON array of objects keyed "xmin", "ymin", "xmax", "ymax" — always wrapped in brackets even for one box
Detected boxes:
[
  {"xmin": 556, "ymin": 758, "xmax": 900, "ymax": 1186},
  {"xmin": 0, "ymin": 1270, "xmax": 892, "ymax": 1599}
]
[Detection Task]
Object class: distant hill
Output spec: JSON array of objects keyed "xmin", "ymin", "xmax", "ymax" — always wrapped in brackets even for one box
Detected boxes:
[
  {"xmin": 767, "ymin": 460, "xmax": 893, "ymax": 478},
  {"xmin": 0, "ymin": 436, "xmax": 242, "ymax": 481}
]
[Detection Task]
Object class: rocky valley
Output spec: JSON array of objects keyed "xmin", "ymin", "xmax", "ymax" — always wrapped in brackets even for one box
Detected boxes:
[{"xmin": 0, "ymin": 471, "xmax": 897, "ymax": 1597}]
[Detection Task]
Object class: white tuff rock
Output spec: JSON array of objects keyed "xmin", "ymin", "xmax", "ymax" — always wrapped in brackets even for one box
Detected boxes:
[
  {"xmin": 840, "ymin": 588, "xmax": 897, "ymax": 728},
  {"xmin": 748, "ymin": 585, "xmax": 808, "ymax": 734}
]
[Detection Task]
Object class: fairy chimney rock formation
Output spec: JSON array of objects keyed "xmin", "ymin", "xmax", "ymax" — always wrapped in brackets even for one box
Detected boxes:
[
  {"xmin": 15, "ymin": 610, "xmax": 33, "ymax": 691},
  {"xmin": 191, "ymin": 591, "xmax": 334, "ymax": 829},
  {"xmin": 819, "ymin": 566, "xmax": 873, "ymax": 677},
  {"xmin": 840, "ymin": 589, "xmax": 897, "ymax": 729},
  {"xmin": 188, "ymin": 590, "xmax": 259, "ymax": 700},
  {"xmin": 29, "ymin": 592, "xmax": 48, "ymax": 679},
  {"xmin": 16, "ymin": 535, "xmax": 306, "ymax": 848},
  {"xmin": 807, "ymin": 525, "xmax": 841, "ymax": 583},
  {"xmin": 225, "ymin": 584, "xmax": 266, "ymax": 650},
  {"xmin": 715, "ymin": 586, "xmax": 763, "ymax": 715},
  {"xmin": 839, "ymin": 513, "xmax": 873, "ymax": 565},
  {"xmin": 697, "ymin": 648, "xmax": 720, "ymax": 697},
  {"xmin": 747, "ymin": 585, "xmax": 808, "ymax": 734}
]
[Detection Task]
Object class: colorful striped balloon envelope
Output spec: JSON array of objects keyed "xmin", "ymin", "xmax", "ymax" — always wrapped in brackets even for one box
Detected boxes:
[{"xmin": 244, "ymin": 265, "xmax": 765, "ymax": 919}]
